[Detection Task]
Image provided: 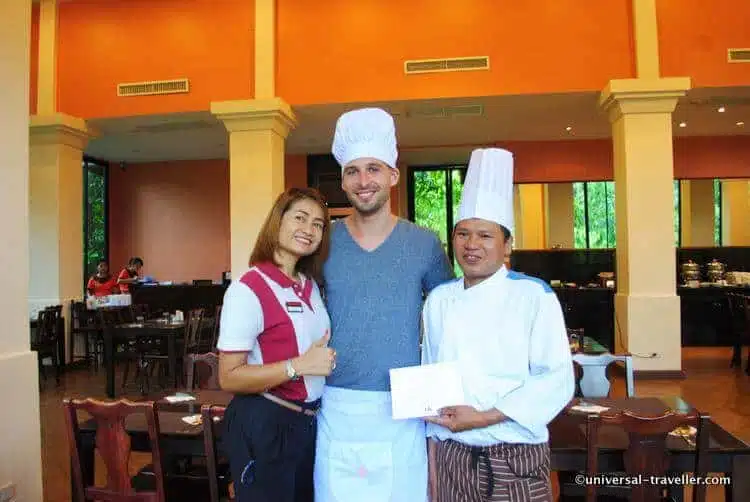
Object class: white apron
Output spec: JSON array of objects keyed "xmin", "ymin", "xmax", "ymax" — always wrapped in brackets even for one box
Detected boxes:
[{"xmin": 314, "ymin": 386, "xmax": 428, "ymax": 502}]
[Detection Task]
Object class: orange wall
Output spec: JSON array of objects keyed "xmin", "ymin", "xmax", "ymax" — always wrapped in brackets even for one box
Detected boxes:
[
  {"xmin": 110, "ymin": 155, "xmax": 309, "ymax": 282},
  {"xmin": 277, "ymin": 0, "xmax": 636, "ymax": 105},
  {"xmin": 30, "ymin": 4, "xmax": 39, "ymax": 115},
  {"xmin": 498, "ymin": 136, "xmax": 750, "ymax": 182},
  {"xmin": 109, "ymin": 159, "xmax": 231, "ymax": 283},
  {"xmin": 495, "ymin": 140, "xmax": 614, "ymax": 183},
  {"xmin": 674, "ymin": 136, "xmax": 750, "ymax": 179},
  {"xmin": 657, "ymin": 0, "xmax": 750, "ymax": 86},
  {"xmin": 285, "ymin": 154, "xmax": 308, "ymax": 189},
  {"xmin": 57, "ymin": 0, "xmax": 254, "ymax": 119}
]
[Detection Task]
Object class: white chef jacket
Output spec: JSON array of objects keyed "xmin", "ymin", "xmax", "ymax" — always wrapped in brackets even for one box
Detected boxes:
[{"xmin": 421, "ymin": 265, "xmax": 574, "ymax": 447}]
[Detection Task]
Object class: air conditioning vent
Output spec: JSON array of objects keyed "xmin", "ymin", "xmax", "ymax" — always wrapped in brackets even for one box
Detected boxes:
[
  {"xmin": 117, "ymin": 78, "xmax": 190, "ymax": 97},
  {"xmin": 404, "ymin": 56, "xmax": 489, "ymax": 74},
  {"xmin": 408, "ymin": 104, "xmax": 484, "ymax": 118},
  {"xmin": 728, "ymin": 48, "xmax": 750, "ymax": 62},
  {"xmin": 130, "ymin": 120, "xmax": 216, "ymax": 134}
]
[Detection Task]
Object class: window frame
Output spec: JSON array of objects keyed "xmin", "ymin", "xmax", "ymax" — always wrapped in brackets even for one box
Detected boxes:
[
  {"xmin": 82, "ymin": 156, "xmax": 110, "ymax": 294},
  {"xmin": 407, "ymin": 164, "xmax": 467, "ymax": 266}
]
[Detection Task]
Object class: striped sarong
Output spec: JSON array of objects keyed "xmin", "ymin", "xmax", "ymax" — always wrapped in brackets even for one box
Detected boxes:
[{"xmin": 432, "ymin": 440, "xmax": 551, "ymax": 502}]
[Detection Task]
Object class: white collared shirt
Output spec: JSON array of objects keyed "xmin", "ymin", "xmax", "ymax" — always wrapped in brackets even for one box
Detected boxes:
[{"xmin": 421, "ymin": 266, "xmax": 574, "ymax": 446}]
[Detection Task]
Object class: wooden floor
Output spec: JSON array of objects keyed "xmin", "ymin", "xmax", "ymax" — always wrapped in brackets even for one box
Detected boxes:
[{"xmin": 39, "ymin": 347, "xmax": 750, "ymax": 501}]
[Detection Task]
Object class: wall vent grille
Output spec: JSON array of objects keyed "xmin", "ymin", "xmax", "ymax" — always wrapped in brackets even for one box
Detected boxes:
[
  {"xmin": 117, "ymin": 78, "xmax": 190, "ymax": 97},
  {"xmin": 404, "ymin": 56, "xmax": 489, "ymax": 74}
]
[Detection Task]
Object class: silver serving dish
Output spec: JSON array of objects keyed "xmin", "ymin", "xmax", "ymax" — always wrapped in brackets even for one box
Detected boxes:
[
  {"xmin": 706, "ymin": 259, "xmax": 726, "ymax": 282},
  {"xmin": 680, "ymin": 260, "xmax": 701, "ymax": 284}
]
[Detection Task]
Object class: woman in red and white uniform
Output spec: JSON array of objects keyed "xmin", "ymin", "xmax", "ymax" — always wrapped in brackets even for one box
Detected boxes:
[
  {"xmin": 217, "ymin": 187, "xmax": 335, "ymax": 502},
  {"xmin": 86, "ymin": 260, "xmax": 118, "ymax": 297}
]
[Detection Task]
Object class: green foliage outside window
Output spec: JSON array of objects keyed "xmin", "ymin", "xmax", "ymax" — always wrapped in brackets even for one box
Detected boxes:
[
  {"xmin": 672, "ymin": 180, "xmax": 682, "ymax": 247},
  {"xmin": 573, "ymin": 181, "xmax": 616, "ymax": 249},
  {"xmin": 714, "ymin": 179, "xmax": 722, "ymax": 246},
  {"xmin": 84, "ymin": 163, "xmax": 107, "ymax": 282},
  {"xmin": 413, "ymin": 170, "xmax": 448, "ymax": 246},
  {"xmin": 412, "ymin": 168, "xmax": 466, "ymax": 276},
  {"xmin": 574, "ymin": 180, "xmax": 683, "ymax": 249},
  {"xmin": 573, "ymin": 183, "xmax": 587, "ymax": 249}
]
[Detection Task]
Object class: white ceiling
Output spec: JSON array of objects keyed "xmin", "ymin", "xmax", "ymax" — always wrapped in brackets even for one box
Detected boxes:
[{"xmin": 85, "ymin": 86, "xmax": 750, "ymax": 166}]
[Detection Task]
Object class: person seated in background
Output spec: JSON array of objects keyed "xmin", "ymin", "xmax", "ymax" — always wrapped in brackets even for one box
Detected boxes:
[
  {"xmin": 117, "ymin": 257, "xmax": 144, "ymax": 293},
  {"xmin": 86, "ymin": 260, "xmax": 118, "ymax": 297}
]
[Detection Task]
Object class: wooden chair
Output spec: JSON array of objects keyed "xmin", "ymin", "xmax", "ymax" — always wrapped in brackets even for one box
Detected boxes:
[
  {"xmin": 63, "ymin": 398, "xmax": 166, "ymax": 502},
  {"xmin": 201, "ymin": 405, "xmax": 231, "ymax": 502},
  {"xmin": 209, "ymin": 305, "xmax": 222, "ymax": 350},
  {"xmin": 70, "ymin": 300, "xmax": 103, "ymax": 370},
  {"xmin": 31, "ymin": 306, "xmax": 63, "ymax": 386},
  {"xmin": 727, "ymin": 293, "xmax": 750, "ymax": 374},
  {"xmin": 573, "ymin": 353, "xmax": 635, "ymax": 398},
  {"xmin": 185, "ymin": 352, "xmax": 220, "ymax": 391},
  {"xmin": 583, "ymin": 409, "xmax": 711, "ymax": 502}
]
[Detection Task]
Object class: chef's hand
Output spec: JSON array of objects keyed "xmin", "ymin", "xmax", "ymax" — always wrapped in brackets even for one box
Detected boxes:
[{"xmin": 425, "ymin": 405, "xmax": 505, "ymax": 432}]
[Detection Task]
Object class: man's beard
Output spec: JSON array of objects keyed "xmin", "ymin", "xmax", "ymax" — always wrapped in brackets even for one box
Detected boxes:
[{"xmin": 347, "ymin": 190, "xmax": 388, "ymax": 216}]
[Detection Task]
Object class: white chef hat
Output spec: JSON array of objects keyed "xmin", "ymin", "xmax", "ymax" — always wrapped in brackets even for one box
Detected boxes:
[
  {"xmin": 456, "ymin": 148, "xmax": 515, "ymax": 234},
  {"xmin": 332, "ymin": 107, "xmax": 398, "ymax": 170}
]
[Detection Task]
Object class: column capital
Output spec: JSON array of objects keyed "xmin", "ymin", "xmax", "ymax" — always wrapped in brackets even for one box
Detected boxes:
[
  {"xmin": 599, "ymin": 77, "xmax": 691, "ymax": 122},
  {"xmin": 29, "ymin": 113, "xmax": 98, "ymax": 150},
  {"xmin": 210, "ymin": 98, "xmax": 297, "ymax": 137}
]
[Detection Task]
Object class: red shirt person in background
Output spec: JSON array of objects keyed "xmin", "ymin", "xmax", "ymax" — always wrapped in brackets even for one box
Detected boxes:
[
  {"xmin": 117, "ymin": 257, "xmax": 144, "ymax": 293},
  {"xmin": 86, "ymin": 260, "xmax": 118, "ymax": 297}
]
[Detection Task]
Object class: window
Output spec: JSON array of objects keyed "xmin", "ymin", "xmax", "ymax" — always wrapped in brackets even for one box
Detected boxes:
[
  {"xmin": 83, "ymin": 157, "xmax": 109, "ymax": 291},
  {"xmin": 714, "ymin": 178, "xmax": 722, "ymax": 246},
  {"xmin": 673, "ymin": 180, "xmax": 681, "ymax": 247},
  {"xmin": 574, "ymin": 180, "xmax": 682, "ymax": 248},
  {"xmin": 408, "ymin": 166, "xmax": 466, "ymax": 275},
  {"xmin": 573, "ymin": 181, "xmax": 616, "ymax": 248}
]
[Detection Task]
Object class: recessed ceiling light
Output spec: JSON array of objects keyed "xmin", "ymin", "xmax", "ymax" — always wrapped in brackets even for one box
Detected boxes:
[
  {"xmin": 679, "ymin": 122, "xmax": 687, "ymax": 128},
  {"xmin": 737, "ymin": 121, "xmax": 745, "ymax": 127},
  {"xmin": 718, "ymin": 106, "xmax": 726, "ymax": 113}
]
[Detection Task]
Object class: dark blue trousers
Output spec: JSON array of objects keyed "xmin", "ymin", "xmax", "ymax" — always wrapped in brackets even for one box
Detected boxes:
[{"xmin": 223, "ymin": 394, "xmax": 318, "ymax": 502}]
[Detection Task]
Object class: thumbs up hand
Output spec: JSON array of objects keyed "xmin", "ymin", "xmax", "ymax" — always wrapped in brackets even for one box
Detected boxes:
[{"xmin": 293, "ymin": 330, "xmax": 336, "ymax": 377}]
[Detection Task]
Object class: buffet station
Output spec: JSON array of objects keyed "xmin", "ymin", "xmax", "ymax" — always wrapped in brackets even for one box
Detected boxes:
[{"xmin": 510, "ymin": 247, "xmax": 750, "ymax": 350}]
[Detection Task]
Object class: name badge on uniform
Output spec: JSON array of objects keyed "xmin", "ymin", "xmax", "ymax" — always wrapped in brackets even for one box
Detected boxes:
[{"xmin": 286, "ymin": 301, "xmax": 303, "ymax": 313}]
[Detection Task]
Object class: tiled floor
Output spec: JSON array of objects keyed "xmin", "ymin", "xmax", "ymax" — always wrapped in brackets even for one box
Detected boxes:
[{"xmin": 39, "ymin": 347, "xmax": 750, "ymax": 501}]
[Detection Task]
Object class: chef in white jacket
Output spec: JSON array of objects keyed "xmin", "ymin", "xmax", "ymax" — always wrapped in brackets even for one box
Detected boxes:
[{"xmin": 421, "ymin": 148, "xmax": 574, "ymax": 502}]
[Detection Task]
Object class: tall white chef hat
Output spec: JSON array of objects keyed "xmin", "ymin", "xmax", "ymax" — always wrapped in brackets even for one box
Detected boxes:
[
  {"xmin": 332, "ymin": 108, "xmax": 398, "ymax": 170},
  {"xmin": 456, "ymin": 148, "xmax": 515, "ymax": 234}
]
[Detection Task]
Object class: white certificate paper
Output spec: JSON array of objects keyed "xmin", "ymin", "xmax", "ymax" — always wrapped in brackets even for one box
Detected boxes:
[{"xmin": 389, "ymin": 362, "xmax": 466, "ymax": 420}]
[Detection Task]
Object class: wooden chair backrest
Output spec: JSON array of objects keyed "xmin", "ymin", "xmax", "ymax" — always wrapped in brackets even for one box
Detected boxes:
[
  {"xmin": 584, "ymin": 409, "xmax": 710, "ymax": 502},
  {"xmin": 63, "ymin": 398, "xmax": 166, "ymax": 502}
]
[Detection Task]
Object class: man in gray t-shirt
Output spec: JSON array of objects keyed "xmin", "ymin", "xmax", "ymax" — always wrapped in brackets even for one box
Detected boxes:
[
  {"xmin": 314, "ymin": 108, "xmax": 453, "ymax": 502},
  {"xmin": 324, "ymin": 218, "xmax": 451, "ymax": 391}
]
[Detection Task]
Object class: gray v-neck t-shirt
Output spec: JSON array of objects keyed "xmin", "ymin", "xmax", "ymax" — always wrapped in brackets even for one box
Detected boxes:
[{"xmin": 322, "ymin": 218, "xmax": 454, "ymax": 391}]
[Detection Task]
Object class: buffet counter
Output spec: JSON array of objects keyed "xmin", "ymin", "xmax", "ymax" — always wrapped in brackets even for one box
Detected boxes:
[{"xmin": 130, "ymin": 283, "xmax": 227, "ymax": 315}]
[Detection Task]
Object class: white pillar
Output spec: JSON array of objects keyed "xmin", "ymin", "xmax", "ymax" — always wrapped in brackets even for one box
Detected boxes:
[
  {"xmin": 29, "ymin": 113, "xmax": 97, "ymax": 361},
  {"xmin": 0, "ymin": 0, "xmax": 44, "ymax": 499},
  {"xmin": 600, "ymin": 77, "xmax": 690, "ymax": 374},
  {"xmin": 211, "ymin": 98, "xmax": 297, "ymax": 278}
]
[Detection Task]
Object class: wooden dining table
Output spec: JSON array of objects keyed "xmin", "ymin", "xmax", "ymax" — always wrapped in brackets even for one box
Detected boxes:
[
  {"xmin": 73, "ymin": 393, "xmax": 750, "ymax": 501},
  {"xmin": 103, "ymin": 320, "xmax": 185, "ymax": 398},
  {"xmin": 551, "ymin": 396, "xmax": 750, "ymax": 500}
]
